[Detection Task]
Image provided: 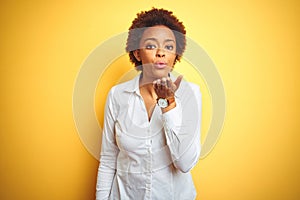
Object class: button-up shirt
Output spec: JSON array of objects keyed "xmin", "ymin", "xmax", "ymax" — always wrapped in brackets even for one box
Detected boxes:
[{"xmin": 96, "ymin": 73, "xmax": 202, "ymax": 200}]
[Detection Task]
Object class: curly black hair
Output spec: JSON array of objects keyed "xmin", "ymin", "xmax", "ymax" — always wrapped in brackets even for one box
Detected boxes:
[{"xmin": 126, "ymin": 8, "xmax": 186, "ymax": 71}]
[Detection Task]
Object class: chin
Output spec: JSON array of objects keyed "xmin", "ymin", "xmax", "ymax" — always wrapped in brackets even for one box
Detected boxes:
[{"xmin": 153, "ymin": 70, "xmax": 170, "ymax": 79}]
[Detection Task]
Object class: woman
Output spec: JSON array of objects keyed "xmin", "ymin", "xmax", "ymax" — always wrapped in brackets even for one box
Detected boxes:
[{"xmin": 96, "ymin": 8, "xmax": 202, "ymax": 200}]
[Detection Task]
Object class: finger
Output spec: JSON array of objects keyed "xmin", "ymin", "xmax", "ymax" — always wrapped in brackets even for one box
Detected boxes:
[
  {"xmin": 161, "ymin": 77, "xmax": 167, "ymax": 89},
  {"xmin": 153, "ymin": 80, "xmax": 158, "ymax": 90},
  {"xmin": 174, "ymin": 75, "xmax": 183, "ymax": 90},
  {"xmin": 166, "ymin": 77, "xmax": 172, "ymax": 88},
  {"xmin": 156, "ymin": 79, "xmax": 161, "ymax": 89}
]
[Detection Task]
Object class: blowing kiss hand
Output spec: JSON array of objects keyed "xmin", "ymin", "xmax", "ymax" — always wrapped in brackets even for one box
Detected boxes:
[{"xmin": 153, "ymin": 75, "xmax": 183, "ymax": 112}]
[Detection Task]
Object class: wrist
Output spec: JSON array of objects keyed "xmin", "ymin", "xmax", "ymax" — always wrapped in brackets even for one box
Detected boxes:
[
  {"xmin": 157, "ymin": 96, "xmax": 176, "ymax": 112},
  {"xmin": 161, "ymin": 100, "xmax": 176, "ymax": 113}
]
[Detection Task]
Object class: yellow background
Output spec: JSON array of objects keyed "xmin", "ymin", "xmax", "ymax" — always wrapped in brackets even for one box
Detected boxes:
[{"xmin": 1, "ymin": 0, "xmax": 299, "ymax": 199}]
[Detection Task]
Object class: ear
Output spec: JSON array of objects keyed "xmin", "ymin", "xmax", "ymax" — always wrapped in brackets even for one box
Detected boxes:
[{"xmin": 133, "ymin": 50, "xmax": 141, "ymax": 62}]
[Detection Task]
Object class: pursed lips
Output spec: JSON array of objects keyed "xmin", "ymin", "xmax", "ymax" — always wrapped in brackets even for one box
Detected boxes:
[{"xmin": 154, "ymin": 61, "xmax": 167, "ymax": 69}]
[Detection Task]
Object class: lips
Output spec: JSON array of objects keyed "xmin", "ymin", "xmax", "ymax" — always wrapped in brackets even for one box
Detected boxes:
[{"xmin": 154, "ymin": 61, "xmax": 167, "ymax": 69}]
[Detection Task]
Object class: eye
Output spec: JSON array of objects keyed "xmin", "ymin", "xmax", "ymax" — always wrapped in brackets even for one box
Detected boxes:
[
  {"xmin": 165, "ymin": 45, "xmax": 174, "ymax": 51},
  {"xmin": 145, "ymin": 44, "xmax": 156, "ymax": 49}
]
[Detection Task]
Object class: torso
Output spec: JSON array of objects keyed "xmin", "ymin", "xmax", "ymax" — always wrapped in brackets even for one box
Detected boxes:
[{"xmin": 139, "ymin": 85, "xmax": 158, "ymax": 121}]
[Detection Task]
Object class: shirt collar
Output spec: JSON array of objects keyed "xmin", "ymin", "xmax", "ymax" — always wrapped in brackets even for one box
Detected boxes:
[{"xmin": 123, "ymin": 73, "xmax": 142, "ymax": 93}]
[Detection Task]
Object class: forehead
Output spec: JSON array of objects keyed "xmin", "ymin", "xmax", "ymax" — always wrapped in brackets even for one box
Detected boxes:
[{"xmin": 141, "ymin": 25, "xmax": 176, "ymax": 41}]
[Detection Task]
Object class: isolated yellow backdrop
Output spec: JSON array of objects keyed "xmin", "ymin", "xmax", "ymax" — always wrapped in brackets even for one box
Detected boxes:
[{"xmin": 1, "ymin": 0, "xmax": 299, "ymax": 200}]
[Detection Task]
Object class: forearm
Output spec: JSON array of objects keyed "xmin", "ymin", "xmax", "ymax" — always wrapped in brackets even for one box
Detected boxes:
[
  {"xmin": 163, "ymin": 115, "xmax": 201, "ymax": 172},
  {"xmin": 162, "ymin": 88, "xmax": 202, "ymax": 172},
  {"xmin": 166, "ymin": 128, "xmax": 201, "ymax": 173},
  {"xmin": 96, "ymin": 162, "xmax": 116, "ymax": 200}
]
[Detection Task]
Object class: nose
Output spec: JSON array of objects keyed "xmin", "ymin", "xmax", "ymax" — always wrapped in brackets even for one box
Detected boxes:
[{"xmin": 156, "ymin": 48, "xmax": 165, "ymax": 58}]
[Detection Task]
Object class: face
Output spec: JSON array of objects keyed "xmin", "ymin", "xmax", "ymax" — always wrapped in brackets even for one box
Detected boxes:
[{"xmin": 134, "ymin": 25, "xmax": 177, "ymax": 82}]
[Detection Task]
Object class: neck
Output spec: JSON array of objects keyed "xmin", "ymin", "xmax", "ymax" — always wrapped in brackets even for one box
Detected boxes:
[
  {"xmin": 139, "ymin": 77, "xmax": 157, "ymax": 99},
  {"xmin": 139, "ymin": 74, "xmax": 154, "ymax": 85}
]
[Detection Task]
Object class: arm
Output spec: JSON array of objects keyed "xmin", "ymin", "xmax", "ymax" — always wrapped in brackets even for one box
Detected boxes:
[
  {"xmin": 96, "ymin": 88, "xmax": 119, "ymax": 200},
  {"xmin": 162, "ymin": 84, "xmax": 202, "ymax": 173}
]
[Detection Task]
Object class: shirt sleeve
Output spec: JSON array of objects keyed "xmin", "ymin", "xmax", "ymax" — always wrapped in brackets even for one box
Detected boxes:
[
  {"xmin": 96, "ymin": 88, "xmax": 119, "ymax": 200},
  {"xmin": 162, "ymin": 83, "xmax": 202, "ymax": 173}
]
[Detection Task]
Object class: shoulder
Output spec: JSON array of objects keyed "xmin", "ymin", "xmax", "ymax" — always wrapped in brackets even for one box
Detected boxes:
[
  {"xmin": 177, "ymin": 80, "xmax": 201, "ymax": 96},
  {"xmin": 115, "ymin": 79, "xmax": 135, "ymax": 90},
  {"xmin": 107, "ymin": 77, "xmax": 137, "ymax": 100},
  {"xmin": 175, "ymin": 80, "xmax": 202, "ymax": 110}
]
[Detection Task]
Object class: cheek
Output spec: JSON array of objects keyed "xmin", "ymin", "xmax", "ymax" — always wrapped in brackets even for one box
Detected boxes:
[
  {"xmin": 167, "ymin": 53, "xmax": 177, "ymax": 63},
  {"xmin": 140, "ymin": 51, "xmax": 155, "ymax": 62}
]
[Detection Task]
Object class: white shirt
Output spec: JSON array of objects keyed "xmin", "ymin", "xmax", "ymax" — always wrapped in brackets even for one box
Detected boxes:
[{"xmin": 96, "ymin": 73, "xmax": 202, "ymax": 200}]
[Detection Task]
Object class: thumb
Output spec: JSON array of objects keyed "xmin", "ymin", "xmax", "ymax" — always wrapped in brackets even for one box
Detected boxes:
[{"xmin": 174, "ymin": 75, "xmax": 183, "ymax": 90}]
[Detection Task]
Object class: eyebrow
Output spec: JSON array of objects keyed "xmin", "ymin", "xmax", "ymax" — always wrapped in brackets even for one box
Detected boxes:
[{"xmin": 142, "ymin": 38, "xmax": 176, "ymax": 43}]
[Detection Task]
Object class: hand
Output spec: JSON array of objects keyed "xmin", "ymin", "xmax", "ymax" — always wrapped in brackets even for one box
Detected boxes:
[{"xmin": 153, "ymin": 75, "xmax": 183, "ymax": 99}]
